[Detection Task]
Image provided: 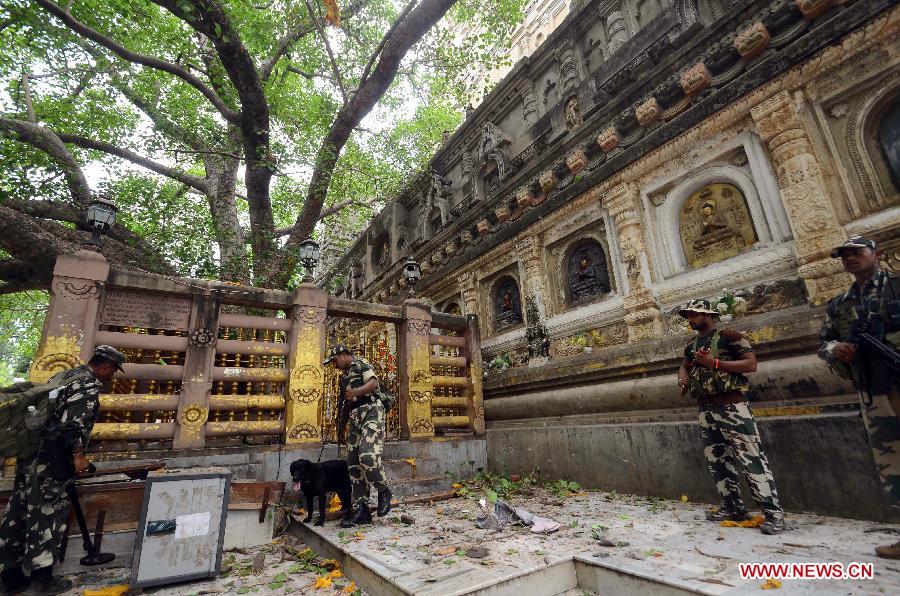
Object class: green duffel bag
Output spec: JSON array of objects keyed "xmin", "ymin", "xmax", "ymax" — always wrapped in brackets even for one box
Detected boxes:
[{"xmin": 0, "ymin": 369, "xmax": 92, "ymax": 460}]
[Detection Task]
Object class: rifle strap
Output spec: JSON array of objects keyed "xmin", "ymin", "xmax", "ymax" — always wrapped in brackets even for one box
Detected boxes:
[{"xmin": 692, "ymin": 331, "xmax": 720, "ymax": 360}]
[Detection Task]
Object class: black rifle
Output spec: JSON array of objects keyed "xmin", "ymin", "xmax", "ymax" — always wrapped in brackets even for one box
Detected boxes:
[
  {"xmin": 851, "ymin": 301, "xmax": 900, "ymax": 403},
  {"xmin": 336, "ymin": 376, "xmax": 364, "ymax": 445}
]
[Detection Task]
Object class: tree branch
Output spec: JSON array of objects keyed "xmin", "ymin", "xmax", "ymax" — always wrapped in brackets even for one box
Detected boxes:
[
  {"xmin": 304, "ymin": 0, "xmax": 347, "ymax": 103},
  {"xmin": 273, "ymin": 197, "xmax": 376, "ymax": 237},
  {"xmin": 359, "ymin": 0, "xmax": 416, "ymax": 88},
  {"xmin": 0, "ymin": 116, "xmax": 92, "ymax": 207},
  {"xmin": 33, "ymin": 0, "xmax": 241, "ymax": 123},
  {"xmin": 260, "ymin": 0, "xmax": 367, "ymax": 81},
  {"xmin": 282, "ymin": 0, "xmax": 458, "ymax": 270},
  {"xmin": 21, "ymin": 72, "xmax": 36, "ymax": 122},
  {"xmin": 56, "ymin": 132, "xmax": 211, "ymax": 194}
]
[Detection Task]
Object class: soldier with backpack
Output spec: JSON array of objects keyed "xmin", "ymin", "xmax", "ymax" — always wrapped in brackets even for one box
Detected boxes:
[
  {"xmin": 324, "ymin": 344, "xmax": 395, "ymax": 528},
  {"xmin": 0, "ymin": 345, "xmax": 124, "ymax": 595},
  {"xmin": 676, "ymin": 300, "xmax": 785, "ymax": 535}
]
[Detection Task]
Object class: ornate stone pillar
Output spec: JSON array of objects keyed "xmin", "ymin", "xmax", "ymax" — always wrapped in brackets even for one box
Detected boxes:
[
  {"xmin": 516, "ymin": 236, "xmax": 550, "ymax": 364},
  {"xmin": 457, "ymin": 272, "xmax": 478, "ymax": 317},
  {"xmin": 29, "ymin": 250, "xmax": 109, "ymax": 383},
  {"xmin": 603, "ymin": 183, "xmax": 663, "ymax": 341},
  {"xmin": 520, "ymin": 81, "xmax": 538, "ymax": 126},
  {"xmin": 174, "ymin": 292, "xmax": 220, "ymax": 450},
  {"xmin": 607, "ymin": 9, "xmax": 629, "ymax": 54},
  {"xmin": 750, "ymin": 90, "xmax": 849, "ymax": 303},
  {"xmin": 398, "ymin": 300, "xmax": 434, "ymax": 439},
  {"xmin": 464, "ymin": 315, "xmax": 486, "ymax": 435},
  {"xmin": 285, "ymin": 283, "xmax": 328, "ymax": 444}
]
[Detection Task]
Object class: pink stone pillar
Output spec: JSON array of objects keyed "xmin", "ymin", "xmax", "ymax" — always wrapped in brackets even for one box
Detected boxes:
[{"xmin": 30, "ymin": 251, "xmax": 109, "ymax": 383}]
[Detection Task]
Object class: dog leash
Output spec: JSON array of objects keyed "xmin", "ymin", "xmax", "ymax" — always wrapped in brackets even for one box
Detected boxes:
[{"xmin": 316, "ymin": 441, "xmax": 326, "ymax": 464}]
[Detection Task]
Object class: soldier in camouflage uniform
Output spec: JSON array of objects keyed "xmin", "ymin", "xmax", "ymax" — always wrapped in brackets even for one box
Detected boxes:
[
  {"xmin": 677, "ymin": 300, "xmax": 785, "ymax": 535},
  {"xmin": 324, "ymin": 344, "xmax": 392, "ymax": 528},
  {"xmin": 819, "ymin": 237, "xmax": 900, "ymax": 559},
  {"xmin": 0, "ymin": 345, "xmax": 124, "ymax": 594}
]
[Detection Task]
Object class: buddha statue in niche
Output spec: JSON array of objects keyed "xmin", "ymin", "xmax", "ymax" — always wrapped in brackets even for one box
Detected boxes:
[
  {"xmin": 567, "ymin": 242, "xmax": 610, "ymax": 303},
  {"xmin": 495, "ymin": 280, "xmax": 523, "ymax": 330},
  {"xmin": 680, "ymin": 184, "xmax": 755, "ymax": 269}
]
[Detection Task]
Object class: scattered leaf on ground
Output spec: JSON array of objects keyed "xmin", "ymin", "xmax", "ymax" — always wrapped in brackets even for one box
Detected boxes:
[
  {"xmin": 720, "ymin": 515, "xmax": 765, "ymax": 528},
  {"xmin": 761, "ymin": 579, "xmax": 782, "ymax": 590},
  {"xmin": 313, "ymin": 576, "xmax": 332, "ymax": 589},
  {"xmin": 680, "ymin": 494, "xmax": 689, "ymax": 502}
]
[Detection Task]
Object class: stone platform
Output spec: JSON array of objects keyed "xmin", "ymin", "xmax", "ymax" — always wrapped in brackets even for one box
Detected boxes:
[{"xmin": 289, "ymin": 487, "xmax": 900, "ymax": 595}]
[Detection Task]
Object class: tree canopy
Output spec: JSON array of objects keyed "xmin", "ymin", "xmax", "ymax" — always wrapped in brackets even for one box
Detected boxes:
[{"xmin": 0, "ymin": 0, "xmax": 525, "ymax": 294}]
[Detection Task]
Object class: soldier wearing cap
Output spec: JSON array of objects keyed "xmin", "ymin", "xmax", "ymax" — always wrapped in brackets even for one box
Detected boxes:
[
  {"xmin": 0, "ymin": 345, "xmax": 123, "ymax": 594},
  {"xmin": 819, "ymin": 236, "xmax": 900, "ymax": 559},
  {"xmin": 323, "ymin": 344, "xmax": 392, "ymax": 527},
  {"xmin": 676, "ymin": 300, "xmax": 785, "ymax": 534}
]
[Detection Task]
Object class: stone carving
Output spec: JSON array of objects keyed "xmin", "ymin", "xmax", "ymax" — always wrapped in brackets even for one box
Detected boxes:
[
  {"xmin": 294, "ymin": 307, "xmax": 327, "ymax": 324},
  {"xmin": 744, "ymin": 278, "xmax": 809, "ymax": 314},
  {"xmin": 597, "ymin": 127, "xmax": 621, "ymax": 152},
  {"xmin": 751, "ymin": 90, "xmax": 847, "ymax": 303},
  {"xmin": 636, "ymin": 97, "xmax": 661, "ymax": 127},
  {"xmin": 524, "ymin": 297, "xmax": 550, "ymax": 359},
  {"xmin": 477, "ymin": 219, "xmax": 492, "ymax": 236},
  {"xmin": 494, "ymin": 277, "xmax": 523, "ymax": 330},
  {"xmin": 55, "ymin": 279, "xmax": 99, "ymax": 300},
  {"xmin": 681, "ymin": 62, "xmax": 711, "ymax": 96},
  {"xmin": 734, "ymin": 21, "xmax": 770, "ymax": 60},
  {"xmin": 495, "ymin": 204, "xmax": 511, "ymax": 223},
  {"xmin": 406, "ymin": 319, "xmax": 431, "ymax": 336},
  {"xmin": 30, "ymin": 334, "xmax": 82, "ymax": 383},
  {"xmin": 189, "ymin": 328, "xmax": 217, "ymax": 348},
  {"xmin": 539, "ymin": 170, "xmax": 556, "ymax": 194},
  {"xmin": 607, "ymin": 10, "xmax": 629, "ymax": 55},
  {"xmin": 290, "ymin": 364, "xmax": 323, "ymax": 403},
  {"xmin": 556, "ymin": 39, "xmax": 581, "ymax": 92},
  {"xmin": 565, "ymin": 96, "xmax": 583, "ymax": 130},
  {"xmin": 521, "ymin": 81, "xmax": 538, "ymax": 125},
  {"xmin": 411, "ymin": 418, "xmax": 434, "ymax": 434},
  {"xmin": 566, "ymin": 148, "xmax": 587, "ymax": 174},
  {"xmin": 567, "ymin": 241, "xmax": 610, "ymax": 303},
  {"xmin": 679, "ymin": 183, "xmax": 757, "ymax": 269},
  {"xmin": 796, "ymin": 0, "xmax": 837, "ymax": 19},
  {"xmin": 287, "ymin": 423, "xmax": 319, "ymax": 439},
  {"xmin": 101, "ymin": 289, "xmax": 191, "ymax": 331},
  {"xmin": 543, "ymin": 78, "xmax": 558, "ymax": 105},
  {"xmin": 177, "ymin": 403, "xmax": 208, "ymax": 436}
]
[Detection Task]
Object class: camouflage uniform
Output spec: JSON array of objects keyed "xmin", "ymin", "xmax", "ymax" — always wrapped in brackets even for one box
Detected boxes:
[
  {"xmin": 339, "ymin": 358, "xmax": 390, "ymax": 510},
  {"xmin": 684, "ymin": 329, "xmax": 784, "ymax": 521},
  {"xmin": 0, "ymin": 366, "xmax": 101, "ymax": 573},
  {"xmin": 819, "ymin": 270, "xmax": 900, "ymax": 508}
]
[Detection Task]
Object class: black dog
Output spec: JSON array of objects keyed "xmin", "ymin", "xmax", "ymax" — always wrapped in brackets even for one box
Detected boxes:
[{"xmin": 289, "ymin": 459, "xmax": 352, "ymax": 526}]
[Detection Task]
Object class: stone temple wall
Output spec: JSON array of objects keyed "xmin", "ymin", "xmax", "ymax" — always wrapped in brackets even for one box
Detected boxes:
[{"xmin": 326, "ymin": 1, "xmax": 900, "ymax": 519}]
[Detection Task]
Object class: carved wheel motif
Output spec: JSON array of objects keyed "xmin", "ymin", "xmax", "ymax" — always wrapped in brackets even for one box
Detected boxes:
[
  {"xmin": 189, "ymin": 328, "xmax": 216, "ymax": 348},
  {"xmin": 410, "ymin": 418, "xmax": 434, "ymax": 434},
  {"xmin": 294, "ymin": 308, "xmax": 326, "ymax": 324},
  {"xmin": 409, "ymin": 389, "xmax": 432, "ymax": 404},
  {"xmin": 288, "ymin": 423, "xmax": 319, "ymax": 439},
  {"xmin": 54, "ymin": 280, "xmax": 99, "ymax": 300},
  {"xmin": 177, "ymin": 404, "xmax": 209, "ymax": 435},
  {"xmin": 32, "ymin": 352, "xmax": 80, "ymax": 376},
  {"xmin": 290, "ymin": 365, "xmax": 323, "ymax": 403}
]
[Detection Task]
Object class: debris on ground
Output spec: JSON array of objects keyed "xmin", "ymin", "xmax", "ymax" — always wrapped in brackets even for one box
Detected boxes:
[{"xmin": 721, "ymin": 514, "xmax": 765, "ymax": 528}]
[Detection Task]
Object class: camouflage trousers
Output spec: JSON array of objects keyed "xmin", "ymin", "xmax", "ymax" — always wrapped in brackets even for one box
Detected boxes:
[
  {"xmin": 347, "ymin": 400, "xmax": 389, "ymax": 509},
  {"xmin": 699, "ymin": 402, "xmax": 783, "ymax": 520},
  {"xmin": 0, "ymin": 459, "xmax": 71, "ymax": 573},
  {"xmin": 859, "ymin": 385, "xmax": 900, "ymax": 508}
]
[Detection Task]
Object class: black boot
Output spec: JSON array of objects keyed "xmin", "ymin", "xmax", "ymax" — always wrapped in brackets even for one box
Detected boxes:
[
  {"xmin": 29, "ymin": 566, "xmax": 72, "ymax": 595},
  {"xmin": 340, "ymin": 505, "xmax": 373, "ymax": 528},
  {"xmin": 705, "ymin": 508, "xmax": 751, "ymax": 522},
  {"xmin": 0, "ymin": 567, "xmax": 30, "ymax": 594},
  {"xmin": 377, "ymin": 487, "xmax": 393, "ymax": 517}
]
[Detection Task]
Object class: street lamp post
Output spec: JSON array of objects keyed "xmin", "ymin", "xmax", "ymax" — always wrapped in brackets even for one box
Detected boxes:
[
  {"xmin": 402, "ymin": 257, "xmax": 421, "ymax": 298},
  {"xmin": 85, "ymin": 197, "xmax": 118, "ymax": 246},
  {"xmin": 297, "ymin": 237, "xmax": 321, "ymax": 283}
]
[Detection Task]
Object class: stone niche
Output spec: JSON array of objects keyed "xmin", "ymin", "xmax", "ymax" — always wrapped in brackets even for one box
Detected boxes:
[
  {"xmin": 565, "ymin": 240, "xmax": 612, "ymax": 305},
  {"xmin": 678, "ymin": 182, "xmax": 758, "ymax": 269},
  {"xmin": 492, "ymin": 275, "xmax": 524, "ymax": 333}
]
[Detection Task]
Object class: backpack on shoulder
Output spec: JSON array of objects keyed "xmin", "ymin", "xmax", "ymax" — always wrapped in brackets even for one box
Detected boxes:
[{"xmin": 0, "ymin": 368, "xmax": 92, "ymax": 460}]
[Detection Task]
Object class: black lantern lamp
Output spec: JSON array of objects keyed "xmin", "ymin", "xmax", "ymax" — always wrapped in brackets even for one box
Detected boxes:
[
  {"xmin": 297, "ymin": 237, "xmax": 321, "ymax": 282},
  {"xmin": 402, "ymin": 257, "xmax": 421, "ymax": 297},
  {"xmin": 85, "ymin": 197, "xmax": 118, "ymax": 246}
]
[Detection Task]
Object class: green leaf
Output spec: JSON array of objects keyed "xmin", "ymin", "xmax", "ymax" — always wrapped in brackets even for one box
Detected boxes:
[
  {"xmin": 486, "ymin": 489, "xmax": 498, "ymax": 503},
  {"xmin": 236, "ymin": 588, "xmax": 250, "ymax": 594},
  {"xmin": 273, "ymin": 572, "xmax": 288, "ymax": 582},
  {"xmin": 288, "ymin": 564, "xmax": 301, "ymax": 574},
  {"xmin": 267, "ymin": 582, "xmax": 284, "ymax": 590},
  {"xmin": 567, "ymin": 481, "xmax": 581, "ymax": 491}
]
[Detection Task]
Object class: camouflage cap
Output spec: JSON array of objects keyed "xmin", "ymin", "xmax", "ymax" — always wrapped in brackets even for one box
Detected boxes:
[
  {"xmin": 831, "ymin": 236, "xmax": 877, "ymax": 258},
  {"xmin": 323, "ymin": 343, "xmax": 352, "ymax": 365},
  {"xmin": 678, "ymin": 299, "xmax": 719, "ymax": 318},
  {"xmin": 93, "ymin": 345, "xmax": 126, "ymax": 372}
]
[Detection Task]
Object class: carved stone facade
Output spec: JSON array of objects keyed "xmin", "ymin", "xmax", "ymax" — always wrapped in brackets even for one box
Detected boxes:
[{"xmin": 324, "ymin": 1, "xmax": 900, "ymax": 366}]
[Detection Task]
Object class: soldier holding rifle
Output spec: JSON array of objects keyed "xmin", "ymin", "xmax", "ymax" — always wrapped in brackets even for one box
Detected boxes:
[{"xmin": 820, "ymin": 237, "xmax": 900, "ymax": 559}]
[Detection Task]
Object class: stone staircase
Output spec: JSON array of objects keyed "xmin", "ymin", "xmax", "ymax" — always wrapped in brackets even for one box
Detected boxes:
[{"xmin": 383, "ymin": 456, "xmax": 454, "ymax": 499}]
